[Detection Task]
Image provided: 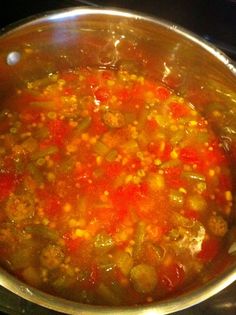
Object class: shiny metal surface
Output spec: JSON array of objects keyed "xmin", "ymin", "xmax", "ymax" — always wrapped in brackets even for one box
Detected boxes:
[{"xmin": 0, "ymin": 7, "xmax": 236, "ymax": 315}]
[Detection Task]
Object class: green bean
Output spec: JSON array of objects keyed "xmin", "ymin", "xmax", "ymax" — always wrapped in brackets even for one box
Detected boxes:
[
  {"xmin": 30, "ymin": 101, "xmax": 55, "ymax": 109},
  {"xmin": 105, "ymin": 149, "xmax": 118, "ymax": 162},
  {"xmin": 21, "ymin": 137, "xmax": 38, "ymax": 153},
  {"xmin": 160, "ymin": 159, "xmax": 180, "ymax": 169},
  {"xmin": 34, "ymin": 127, "xmax": 49, "ymax": 139},
  {"xmin": 96, "ymin": 283, "xmax": 121, "ymax": 306},
  {"xmin": 170, "ymin": 130, "xmax": 185, "ymax": 145},
  {"xmin": 27, "ymin": 163, "xmax": 43, "ymax": 183},
  {"xmin": 133, "ymin": 222, "xmax": 146, "ymax": 260},
  {"xmin": 31, "ymin": 146, "xmax": 58, "ymax": 160},
  {"xmin": 25, "ymin": 224, "xmax": 59, "ymax": 241},
  {"xmin": 75, "ymin": 117, "xmax": 91, "ymax": 133},
  {"xmin": 182, "ymin": 171, "xmax": 206, "ymax": 182},
  {"xmin": 122, "ymin": 140, "xmax": 138, "ymax": 154},
  {"xmin": 59, "ymin": 157, "xmax": 76, "ymax": 173},
  {"xmin": 93, "ymin": 141, "xmax": 110, "ymax": 156}
]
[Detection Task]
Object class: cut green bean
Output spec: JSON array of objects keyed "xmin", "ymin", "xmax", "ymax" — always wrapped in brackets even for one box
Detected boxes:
[
  {"xmin": 31, "ymin": 146, "xmax": 58, "ymax": 160},
  {"xmin": 182, "ymin": 171, "xmax": 206, "ymax": 182}
]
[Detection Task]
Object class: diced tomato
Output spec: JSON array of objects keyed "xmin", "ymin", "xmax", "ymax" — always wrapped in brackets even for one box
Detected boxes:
[
  {"xmin": 148, "ymin": 141, "xmax": 172, "ymax": 161},
  {"xmin": 86, "ymin": 74, "xmax": 99, "ymax": 87},
  {"xmin": 126, "ymin": 157, "xmax": 142, "ymax": 173},
  {"xmin": 112, "ymin": 183, "xmax": 147, "ymax": 208},
  {"xmin": 170, "ymin": 102, "xmax": 190, "ymax": 119},
  {"xmin": 38, "ymin": 190, "xmax": 62, "ymax": 218},
  {"xmin": 60, "ymin": 72, "xmax": 78, "ymax": 82},
  {"xmin": 180, "ymin": 146, "xmax": 201, "ymax": 165},
  {"xmin": 90, "ymin": 113, "xmax": 108, "ymax": 136},
  {"xmin": 164, "ymin": 167, "xmax": 184, "ymax": 189},
  {"xmin": 197, "ymin": 238, "xmax": 220, "ymax": 262},
  {"xmin": 63, "ymin": 233, "xmax": 84, "ymax": 253},
  {"xmin": 48, "ymin": 119, "xmax": 71, "ymax": 147},
  {"xmin": 94, "ymin": 87, "xmax": 110, "ymax": 102},
  {"xmin": 159, "ymin": 263, "xmax": 185, "ymax": 292},
  {"xmin": 101, "ymin": 70, "xmax": 114, "ymax": 81},
  {"xmin": 145, "ymin": 119, "xmax": 158, "ymax": 132},
  {"xmin": 155, "ymin": 86, "xmax": 171, "ymax": 101},
  {"xmin": 204, "ymin": 140, "xmax": 226, "ymax": 165},
  {"xmin": 116, "ymin": 88, "xmax": 131, "ymax": 102},
  {"xmin": 104, "ymin": 161, "xmax": 123, "ymax": 178},
  {"xmin": 184, "ymin": 209, "xmax": 200, "ymax": 221},
  {"xmin": 219, "ymin": 174, "xmax": 232, "ymax": 191},
  {"xmin": 63, "ymin": 87, "xmax": 74, "ymax": 96},
  {"xmin": 20, "ymin": 109, "xmax": 41, "ymax": 124},
  {"xmin": 0, "ymin": 172, "xmax": 17, "ymax": 201}
]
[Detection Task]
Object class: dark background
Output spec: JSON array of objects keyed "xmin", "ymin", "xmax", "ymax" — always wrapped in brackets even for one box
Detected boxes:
[{"xmin": 0, "ymin": 0, "xmax": 236, "ymax": 314}]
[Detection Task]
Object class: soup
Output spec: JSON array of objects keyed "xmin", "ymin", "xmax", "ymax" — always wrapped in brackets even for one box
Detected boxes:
[{"xmin": 0, "ymin": 66, "xmax": 233, "ymax": 305}]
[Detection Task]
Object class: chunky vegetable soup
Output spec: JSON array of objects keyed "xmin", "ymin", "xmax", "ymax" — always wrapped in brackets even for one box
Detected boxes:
[{"xmin": 0, "ymin": 67, "xmax": 233, "ymax": 305}]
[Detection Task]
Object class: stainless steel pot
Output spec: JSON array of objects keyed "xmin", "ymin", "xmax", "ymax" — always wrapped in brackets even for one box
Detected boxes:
[{"xmin": 0, "ymin": 7, "xmax": 236, "ymax": 315}]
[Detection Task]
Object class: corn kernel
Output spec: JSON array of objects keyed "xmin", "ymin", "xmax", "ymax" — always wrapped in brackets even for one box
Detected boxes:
[
  {"xmin": 107, "ymin": 80, "xmax": 115, "ymax": 87},
  {"xmin": 208, "ymin": 169, "xmax": 215, "ymax": 177},
  {"xmin": 154, "ymin": 159, "xmax": 162, "ymax": 166},
  {"xmin": 96, "ymin": 156, "xmax": 102, "ymax": 165},
  {"xmin": 81, "ymin": 133, "xmax": 89, "ymax": 141},
  {"xmin": 189, "ymin": 120, "xmax": 198, "ymax": 126},
  {"xmin": 63, "ymin": 203, "xmax": 72, "ymax": 212},
  {"xmin": 170, "ymin": 149, "xmax": 179, "ymax": 159},
  {"xmin": 225, "ymin": 191, "xmax": 233, "ymax": 201},
  {"xmin": 179, "ymin": 187, "xmax": 187, "ymax": 194},
  {"xmin": 75, "ymin": 229, "xmax": 90, "ymax": 239}
]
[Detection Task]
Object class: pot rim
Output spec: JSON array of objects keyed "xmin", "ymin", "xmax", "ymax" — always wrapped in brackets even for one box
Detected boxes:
[{"xmin": 0, "ymin": 6, "xmax": 236, "ymax": 315}]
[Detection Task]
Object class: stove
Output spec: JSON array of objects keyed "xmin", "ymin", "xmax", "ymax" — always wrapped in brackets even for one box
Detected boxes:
[{"xmin": 0, "ymin": 1, "xmax": 236, "ymax": 314}]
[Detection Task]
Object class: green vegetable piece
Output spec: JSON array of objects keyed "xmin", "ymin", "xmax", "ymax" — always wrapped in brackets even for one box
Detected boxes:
[
  {"xmin": 187, "ymin": 194, "xmax": 207, "ymax": 212},
  {"xmin": 122, "ymin": 140, "xmax": 139, "ymax": 154},
  {"xmin": 182, "ymin": 171, "xmax": 206, "ymax": 182},
  {"xmin": 169, "ymin": 189, "xmax": 185, "ymax": 207},
  {"xmin": 97, "ymin": 283, "xmax": 121, "ymax": 306},
  {"xmin": 27, "ymin": 163, "xmax": 43, "ymax": 183},
  {"xmin": 115, "ymin": 251, "xmax": 134, "ymax": 276},
  {"xmin": 133, "ymin": 222, "xmax": 146, "ymax": 260},
  {"xmin": 5, "ymin": 193, "xmax": 35, "ymax": 222},
  {"xmin": 40, "ymin": 244, "xmax": 64, "ymax": 270},
  {"xmin": 170, "ymin": 130, "xmax": 185, "ymax": 145},
  {"xmin": 21, "ymin": 137, "xmax": 38, "ymax": 153},
  {"xmin": 160, "ymin": 159, "xmax": 180, "ymax": 169},
  {"xmin": 94, "ymin": 233, "xmax": 114, "ymax": 253},
  {"xmin": 34, "ymin": 127, "xmax": 49, "ymax": 139},
  {"xmin": 105, "ymin": 149, "xmax": 118, "ymax": 162},
  {"xmin": 148, "ymin": 173, "xmax": 165, "ymax": 191},
  {"xmin": 59, "ymin": 157, "xmax": 76, "ymax": 173},
  {"xmin": 76, "ymin": 117, "xmax": 91, "ymax": 133},
  {"xmin": 93, "ymin": 141, "xmax": 110, "ymax": 156},
  {"xmin": 30, "ymin": 101, "xmax": 55, "ymax": 109},
  {"xmin": 25, "ymin": 224, "xmax": 59, "ymax": 241},
  {"xmin": 22, "ymin": 266, "xmax": 42, "ymax": 287},
  {"xmin": 10, "ymin": 247, "xmax": 35, "ymax": 270},
  {"xmin": 130, "ymin": 264, "xmax": 157, "ymax": 293},
  {"xmin": 31, "ymin": 146, "xmax": 58, "ymax": 160}
]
